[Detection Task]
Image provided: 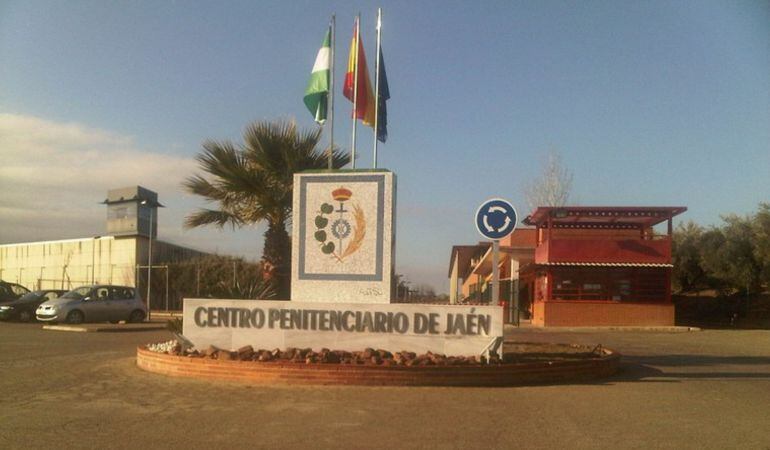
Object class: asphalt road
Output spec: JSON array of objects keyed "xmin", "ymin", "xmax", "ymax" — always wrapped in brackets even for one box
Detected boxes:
[{"xmin": 1, "ymin": 322, "xmax": 769, "ymax": 449}]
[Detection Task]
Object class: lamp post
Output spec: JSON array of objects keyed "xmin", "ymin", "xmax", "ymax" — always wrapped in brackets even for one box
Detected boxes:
[
  {"xmin": 92, "ymin": 236, "xmax": 101, "ymax": 284},
  {"xmin": 140, "ymin": 199, "xmax": 161, "ymax": 322}
]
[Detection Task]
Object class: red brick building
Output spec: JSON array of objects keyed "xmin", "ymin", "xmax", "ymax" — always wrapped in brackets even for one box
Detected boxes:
[
  {"xmin": 449, "ymin": 206, "xmax": 686, "ymax": 327},
  {"xmin": 448, "ymin": 228, "xmax": 536, "ymax": 306}
]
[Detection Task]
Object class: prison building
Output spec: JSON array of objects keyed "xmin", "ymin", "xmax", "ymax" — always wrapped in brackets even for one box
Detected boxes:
[{"xmin": 0, "ymin": 186, "xmax": 206, "ymax": 293}]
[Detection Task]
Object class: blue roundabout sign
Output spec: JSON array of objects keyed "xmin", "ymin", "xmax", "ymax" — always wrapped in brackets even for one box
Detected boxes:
[{"xmin": 475, "ymin": 198, "xmax": 518, "ymax": 240}]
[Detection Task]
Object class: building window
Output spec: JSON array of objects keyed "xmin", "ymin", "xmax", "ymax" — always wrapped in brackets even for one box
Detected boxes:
[{"xmin": 551, "ymin": 267, "xmax": 667, "ymax": 302}]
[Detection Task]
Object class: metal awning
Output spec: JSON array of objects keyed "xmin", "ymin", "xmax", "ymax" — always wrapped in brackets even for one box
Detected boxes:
[{"xmin": 538, "ymin": 262, "xmax": 673, "ymax": 268}]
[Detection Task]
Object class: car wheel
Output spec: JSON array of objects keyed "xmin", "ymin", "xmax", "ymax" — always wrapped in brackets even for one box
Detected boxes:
[
  {"xmin": 128, "ymin": 310, "xmax": 145, "ymax": 323},
  {"xmin": 18, "ymin": 309, "xmax": 33, "ymax": 323},
  {"xmin": 66, "ymin": 310, "xmax": 85, "ymax": 324}
]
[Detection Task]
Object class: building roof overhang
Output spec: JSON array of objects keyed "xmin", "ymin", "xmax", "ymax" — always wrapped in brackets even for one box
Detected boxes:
[
  {"xmin": 448, "ymin": 244, "xmax": 489, "ymax": 278},
  {"xmin": 449, "ymin": 243, "xmax": 536, "ymax": 279},
  {"xmin": 469, "ymin": 245, "xmax": 535, "ymax": 277},
  {"xmin": 523, "ymin": 206, "xmax": 687, "ymax": 228}
]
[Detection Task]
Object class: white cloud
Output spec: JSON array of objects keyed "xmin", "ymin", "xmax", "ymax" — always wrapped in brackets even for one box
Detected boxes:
[
  {"xmin": 0, "ymin": 113, "xmax": 198, "ymax": 243},
  {"xmin": 0, "ymin": 113, "xmax": 450, "ymax": 288}
]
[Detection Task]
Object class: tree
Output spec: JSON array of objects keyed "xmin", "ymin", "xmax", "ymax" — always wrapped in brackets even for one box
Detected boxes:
[
  {"xmin": 672, "ymin": 221, "xmax": 707, "ymax": 292},
  {"xmin": 719, "ymin": 214, "xmax": 763, "ymax": 294},
  {"xmin": 392, "ymin": 273, "xmax": 414, "ymax": 301},
  {"xmin": 699, "ymin": 216, "xmax": 762, "ymax": 295},
  {"xmin": 753, "ymin": 203, "xmax": 770, "ymax": 288},
  {"xmin": 413, "ymin": 283, "xmax": 436, "ymax": 298},
  {"xmin": 183, "ymin": 120, "xmax": 350, "ymax": 298},
  {"xmin": 671, "ymin": 203, "xmax": 770, "ymax": 296},
  {"xmin": 523, "ymin": 151, "xmax": 574, "ymax": 212}
]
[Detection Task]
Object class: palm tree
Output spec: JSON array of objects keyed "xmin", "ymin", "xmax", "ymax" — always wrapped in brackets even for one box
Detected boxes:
[{"xmin": 183, "ymin": 119, "xmax": 350, "ymax": 298}]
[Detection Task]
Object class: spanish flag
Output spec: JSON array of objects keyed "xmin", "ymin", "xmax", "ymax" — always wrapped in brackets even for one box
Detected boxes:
[{"xmin": 343, "ymin": 17, "xmax": 375, "ymax": 126}]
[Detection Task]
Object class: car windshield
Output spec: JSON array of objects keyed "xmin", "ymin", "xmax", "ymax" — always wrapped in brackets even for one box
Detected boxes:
[{"xmin": 61, "ymin": 286, "xmax": 92, "ymax": 299}]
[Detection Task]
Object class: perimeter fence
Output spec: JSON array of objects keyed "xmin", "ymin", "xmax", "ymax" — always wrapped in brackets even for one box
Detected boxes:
[
  {"xmin": 136, "ymin": 257, "xmax": 275, "ymax": 311},
  {"xmin": 34, "ymin": 256, "xmax": 275, "ymax": 311}
]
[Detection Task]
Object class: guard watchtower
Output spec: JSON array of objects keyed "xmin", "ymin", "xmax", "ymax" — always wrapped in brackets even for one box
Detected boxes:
[{"xmin": 103, "ymin": 186, "xmax": 161, "ymax": 238}]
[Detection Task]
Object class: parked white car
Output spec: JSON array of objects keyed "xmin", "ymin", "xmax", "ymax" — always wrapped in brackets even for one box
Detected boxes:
[{"xmin": 36, "ymin": 285, "xmax": 146, "ymax": 324}]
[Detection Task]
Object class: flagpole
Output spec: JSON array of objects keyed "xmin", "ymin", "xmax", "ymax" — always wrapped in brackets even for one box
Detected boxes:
[
  {"xmin": 373, "ymin": 8, "xmax": 382, "ymax": 169},
  {"xmin": 329, "ymin": 15, "xmax": 335, "ymax": 170},
  {"xmin": 351, "ymin": 13, "xmax": 360, "ymax": 169}
]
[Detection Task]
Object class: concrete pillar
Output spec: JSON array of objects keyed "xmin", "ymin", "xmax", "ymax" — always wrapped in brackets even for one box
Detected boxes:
[
  {"xmin": 510, "ymin": 257, "xmax": 520, "ymax": 325},
  {"xmin": 449, "ymin": 252, "xmax": 459, "ymax": 305}
]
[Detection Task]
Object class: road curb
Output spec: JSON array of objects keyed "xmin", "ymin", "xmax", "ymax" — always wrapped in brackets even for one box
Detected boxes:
[
  {"xmin": 505, "ymin": 324, "xmax": 700, "ymax": 333},
  {"xmin": 42, "ymin": 324, "xmax": 167, "ymax": 333},
  {"xmin": 42, "ymin": 325, "xmax": 90, "ymax": 332}
]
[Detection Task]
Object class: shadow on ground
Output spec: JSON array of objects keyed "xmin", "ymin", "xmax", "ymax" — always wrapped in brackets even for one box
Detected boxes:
[{"xmin": 602, "ymin": 354, "xmax": 770, "ymax": 385}]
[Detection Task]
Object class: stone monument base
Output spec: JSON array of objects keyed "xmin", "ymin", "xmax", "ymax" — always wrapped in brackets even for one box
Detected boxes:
[{"xmin": 136, "ymin": 343, "xmax": 620, "ymax": 387}]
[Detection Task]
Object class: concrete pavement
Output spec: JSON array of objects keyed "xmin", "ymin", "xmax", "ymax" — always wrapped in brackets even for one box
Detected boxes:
[{"xmin": 1, "ymin": 321, "xmax": 768, "ymax": 449}]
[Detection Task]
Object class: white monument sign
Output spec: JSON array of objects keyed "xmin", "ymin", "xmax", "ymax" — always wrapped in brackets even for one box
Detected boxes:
[
  {"xmin": 291, "ymin": 171, "xmax": 395, "ymax": 304},
  {"xmin": 181, "ymin": 170, "xmax": 506, "ymax": 357},
  {"xmin": 183, "ymin": 299, "xmax": 503, "ymax": 355}
]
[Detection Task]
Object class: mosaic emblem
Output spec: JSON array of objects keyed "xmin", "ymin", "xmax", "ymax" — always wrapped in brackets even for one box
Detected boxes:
[{"xmin": 314, "ymin": 186, "xmax": 366, "ymax": 262}]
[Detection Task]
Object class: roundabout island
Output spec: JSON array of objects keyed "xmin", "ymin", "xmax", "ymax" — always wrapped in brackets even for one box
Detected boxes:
[
  {"xmin": 137, "ymin": 341, "xmax": 620, "ymax": 387},
  {"xmin": 137, "ymin": 172, "xmax": 620, "ymax": 387}
]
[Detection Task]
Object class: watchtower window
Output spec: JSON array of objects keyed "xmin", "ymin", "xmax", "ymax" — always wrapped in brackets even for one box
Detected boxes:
[{"xmin": 108, "ymin": 206, "xmax": 135, "ymax": 220}]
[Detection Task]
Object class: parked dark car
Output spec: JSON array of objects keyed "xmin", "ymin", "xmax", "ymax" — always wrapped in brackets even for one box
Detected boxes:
[
  {"xmin": 0, "ymin": 281, "xmax": 30, "ymax": 302},
  {"xmin": 0, "ymin": 289, "xmax": 67, "ymax": 322}
]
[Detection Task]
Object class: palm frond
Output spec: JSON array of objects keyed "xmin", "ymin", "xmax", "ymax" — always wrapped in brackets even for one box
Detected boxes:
[
  {"xmin": 183, "ymin": 118, "xmax": 349, "ymax": 239},
  {"xmin": 184, "ymin": 208, "xmax": 243, "ymax": 229},
  {"xmin": 183, "ymin": 174, "xmax": 227, "ymax": 201}
]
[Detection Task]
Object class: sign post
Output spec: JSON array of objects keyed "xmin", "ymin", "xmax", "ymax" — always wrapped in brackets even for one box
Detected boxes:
[
  {"xmin": 475, "ymin": 199, "xmax": 518, "ymax": 311},
  {"xmin": 492, "ymin": 240, "xmax": 500, "ymax": 308}
]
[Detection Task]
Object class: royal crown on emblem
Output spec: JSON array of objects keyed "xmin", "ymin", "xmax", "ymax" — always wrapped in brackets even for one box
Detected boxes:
[{"xmin": 332, "ymin": 187, "xmax": 352, "ymax": 201}]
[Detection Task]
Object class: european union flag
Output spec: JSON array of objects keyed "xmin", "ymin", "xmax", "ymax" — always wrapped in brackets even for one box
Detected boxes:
[{"xmin": 376, "ymin": 46, "xmax": 390, "ymax": 143}]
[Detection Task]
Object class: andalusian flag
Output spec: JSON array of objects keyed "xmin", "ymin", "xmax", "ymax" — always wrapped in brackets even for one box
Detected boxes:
[
  {"xmin": 343, "ymin": 18, "xmax": 375, "ymax": 126},
  {"xmin": 304, "ymin": 27, "xmax": 331, "ymax": 124}
]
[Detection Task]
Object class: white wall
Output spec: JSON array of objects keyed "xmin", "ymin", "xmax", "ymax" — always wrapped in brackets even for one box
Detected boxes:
[{"xmin": 0, "ymin": 237, "xmax": 138, "ymax": 290}]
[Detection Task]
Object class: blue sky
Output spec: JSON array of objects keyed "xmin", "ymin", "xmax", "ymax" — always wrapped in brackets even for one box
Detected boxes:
[{"xmin": 1, "ymin": 0, "xmax": 768, "ymax": 292}]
